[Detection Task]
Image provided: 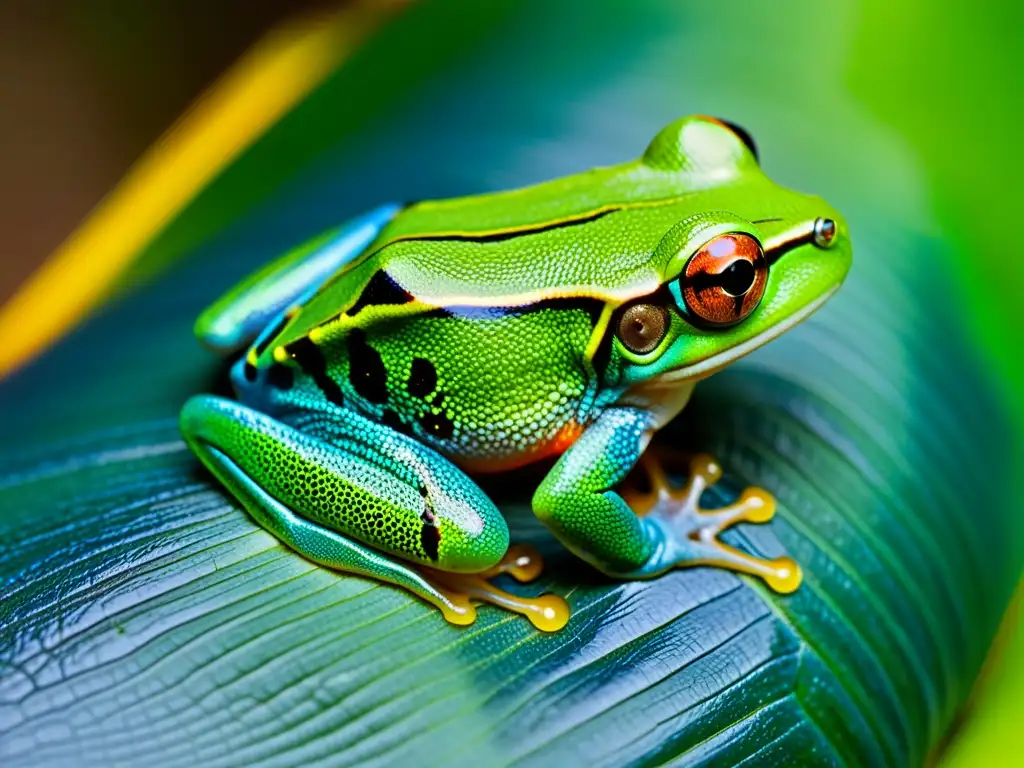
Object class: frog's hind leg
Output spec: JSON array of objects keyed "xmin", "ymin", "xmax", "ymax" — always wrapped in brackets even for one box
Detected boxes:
[
  {"xmin": 181, "ymin": 395, "xmax": 568, "ymax": 630},
  {"xmin": 622, "ymin": 451, "xmax": 802, "ymax": 593},
  {"xmin": 196, "ymin": 203, "xmax": 401, "ymax": 354},
  {"xmin": 193, "ymin": 442, "xmax": 481, "ymax": 624}
]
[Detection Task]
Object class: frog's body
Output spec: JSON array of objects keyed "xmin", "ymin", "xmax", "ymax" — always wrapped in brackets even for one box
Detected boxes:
[{"xmin": 182, "ymin": 117, "xmax": 852, "ymax": 630}]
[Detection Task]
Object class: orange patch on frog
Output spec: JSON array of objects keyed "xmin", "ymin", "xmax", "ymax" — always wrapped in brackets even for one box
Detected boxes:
[{"xmin": 460, "ymin": 420, "xmax": 585, "ymax": 474}]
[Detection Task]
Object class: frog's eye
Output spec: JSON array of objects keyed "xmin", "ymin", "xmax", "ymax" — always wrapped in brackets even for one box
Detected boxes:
[
  {"xmin": 617, "ymin": 303, "xmax": 669, "ymax": 355},
  {"xmin": 679, "ymin": 233, "xmax": 767, "ymax": 327},
  {"xmin": 714, "ymin": 118, "xmax": 759, "ymax": 163}
]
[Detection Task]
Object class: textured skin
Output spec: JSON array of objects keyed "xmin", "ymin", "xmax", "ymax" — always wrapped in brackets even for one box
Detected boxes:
[
  {"xmin": 286, "ymin": 307, "xmax": 600, "ymax": 469},
  {"xmin": 182, "ymin": 396, "xmax": 508, "ymax": 572},
  {"xmin": 183, "ymin": 116, "xmax": 852, "ymax": 602},
  {"xmin": 194, "ymin": 205, "xmax": 402, "ymax": 354},
  {"xmin": 534, "ymin": 407, "xmax": 656, "ymax": 572},
  {"xmin": 268, "ymin": 119, "xmax": 850, "ymax": 357}
]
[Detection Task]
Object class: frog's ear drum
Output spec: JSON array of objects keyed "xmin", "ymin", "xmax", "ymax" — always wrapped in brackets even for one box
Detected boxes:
[
  {"xmin": 712, "ymin": 118, "xmax": 759, "ymax": 163},
  {"xmin": 675, "ymin": 233, "xmax": 768, "ymax": 328},
  {"xmin": 616, "ymin": 302, "xmax": 669, "ymax": 355}
]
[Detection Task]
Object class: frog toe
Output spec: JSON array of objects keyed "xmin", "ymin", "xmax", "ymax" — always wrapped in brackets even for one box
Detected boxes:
[
  {"xmin": 422, "ymin": 545, "xmax": 570, "ymax": 632},
  {"xmin": 626, "ymin": 450, "xmax": 802, "ymax": 593}
]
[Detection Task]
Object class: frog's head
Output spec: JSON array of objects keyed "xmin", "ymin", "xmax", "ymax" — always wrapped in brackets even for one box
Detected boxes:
[{"xmin": 612, "ymin": 116, "xmax": 852, "ymax": 386}]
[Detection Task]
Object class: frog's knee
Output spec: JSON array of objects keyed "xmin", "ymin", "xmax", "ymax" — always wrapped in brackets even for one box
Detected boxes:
[
  {"xmin": 426, "ymin": 481, "xmax": 509, "ymax": 573},
  {"xmin": 432, "ymin": 517, "xmax": 508, "ymax": 573}
]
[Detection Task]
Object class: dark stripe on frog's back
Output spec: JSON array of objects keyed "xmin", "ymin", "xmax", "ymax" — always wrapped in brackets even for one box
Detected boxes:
[
  {"xmin": 379, "ymin": 155, "xmax": 675, "ymax": 236},
  {"xmin": 274, "ymin": 210, "xmax": 618, "ymax": 344},
  {"xmin": 420, "ymin": 296, "xmax": 604, "ymax": 323},
  {"xmin": 371, "ymin": 207, "xmax": 619, "ymax": 247}
]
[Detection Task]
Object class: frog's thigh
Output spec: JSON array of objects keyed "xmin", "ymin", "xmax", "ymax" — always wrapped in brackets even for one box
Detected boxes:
[
  {"xmin": 180, "ymin": 396, "xmax": 570, "ymax": 627},
  {"xmin": 195, "ymin": 203, "xmax": 400, "ymax": 353}
]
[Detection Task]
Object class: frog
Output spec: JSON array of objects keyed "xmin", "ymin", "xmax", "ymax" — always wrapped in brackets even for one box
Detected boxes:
[{"xmin": 180, "ymin": 115, "xmax": 852, "ymax": 632}]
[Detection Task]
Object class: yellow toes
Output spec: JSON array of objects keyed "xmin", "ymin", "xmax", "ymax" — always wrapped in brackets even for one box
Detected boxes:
[
  {"xmin": 421, "ymin": 544, "xmax": 570, "ymax": 632},
  {"xmin": 762, "ymin": 556, "xmax": 803, "ymax": 594},
  {"xmin": 480, "ymin": 543, "xmax": 545, "ymax": 582},
  {"xmin": 735, "ymin": 487, "xmax": 776, "ymax": 524}
]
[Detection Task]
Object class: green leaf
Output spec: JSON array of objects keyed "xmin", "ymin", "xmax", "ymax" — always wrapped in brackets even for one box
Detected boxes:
[{"xmin": 1, "ymin": 1, "xmax": 1020, "ymax": 765}]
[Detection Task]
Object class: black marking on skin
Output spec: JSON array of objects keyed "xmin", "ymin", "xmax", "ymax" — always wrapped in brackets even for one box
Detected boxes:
[
  {"xmin": 534, "ymin": 297, "xmax": 605, "ymax": 324},
  {"xmin": 407, "ymin": 357, "xmax": 438, "ymax": 398},
  {"xmin": 347, "ymin": 329, "xmax": 390, "ymax": 404},
  {"xmin": 419, "ymin": 410, "xmax": 455, "ymax": 440},
  {"xmin": 255, "ymin": 314, "xmax": 291, "ymax": 357},
  {"xmin": 289, "ymin": 336, "xmax": 345, "ymax": 407},
  {"xmin": 421, "ymin": 306, "xmax": 504, "ymax": 321},
  {"xmin": 243, "ymin": 362, "xmax": 258, "ymax": 382},
  {"xmin": 403, "ymin": 208, "xmax": 619, "ymax": 245},
  {"xmin": 751, "ymin": 217, "xmax": 783, "ymax": 224},
  {"xmin": 423, "ymin": 296, "xmax": 606, "ymax": 322},
  {"xmin": 429, "ymin": 392, "xmax": 445, "ymax": 408},
  {"xmin": 382, "ymin": 408, "xmax": 414, "ymax": 437},
  {"xmin": 347, "ymin": 270, "xmax": 414, "ymax": 317},
  {"xmin": 267, "ymin": 364, "xmax": 294, "ymax": 390},
  {"xmin": 420, "ymin": 508, "xmax": 441, "ymax": 561}
]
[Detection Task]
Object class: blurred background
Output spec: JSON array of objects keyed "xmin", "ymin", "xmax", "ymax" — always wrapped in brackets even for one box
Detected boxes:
[
  {"xmin": 0, "ymin": 0, "xmax": 334, "ymax": 303},
  {"xmin": 1, "ymin": 1, "xmax": 1020, "ymax": 764}
]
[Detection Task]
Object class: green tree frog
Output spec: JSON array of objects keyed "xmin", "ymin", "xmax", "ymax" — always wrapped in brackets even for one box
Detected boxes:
[{"xmin": 181, "ymin": 116, "xmax": 852, "ymax": 631}]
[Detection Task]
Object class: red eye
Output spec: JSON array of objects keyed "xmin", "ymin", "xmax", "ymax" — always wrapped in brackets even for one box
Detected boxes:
[{"xmin": 681, "ymin": 233, "xmax": 767, "ymax": 327}]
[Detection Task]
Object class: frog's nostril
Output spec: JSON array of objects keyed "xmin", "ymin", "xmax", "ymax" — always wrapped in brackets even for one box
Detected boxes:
[{"xmin": 813, "ymin": 218, "xmax": 837, "ymax": 249}]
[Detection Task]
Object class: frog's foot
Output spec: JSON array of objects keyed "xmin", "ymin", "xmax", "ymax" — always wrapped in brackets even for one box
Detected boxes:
[
  {"xmin": 420, "ymin": 544, "xmax": 570, "ymax": 633},
  {"xmin": 622, "ymin": 451, "xmax": 802, "ymax": 593}
]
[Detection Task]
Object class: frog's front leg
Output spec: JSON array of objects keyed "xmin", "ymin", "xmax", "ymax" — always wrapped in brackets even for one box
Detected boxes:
[
  {"xmin": 533, "ymin": 407, "xmax": 800, "ymax": 592},
  {"xmin": 180, "ymin": 395, "xmax": 568, "ymax": 630}
]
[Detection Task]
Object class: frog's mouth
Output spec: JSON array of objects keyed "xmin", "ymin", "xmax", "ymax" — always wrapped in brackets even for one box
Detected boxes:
[{"xmin": 665, "ymin": 288, "xmax": 837, "ymax": 382}]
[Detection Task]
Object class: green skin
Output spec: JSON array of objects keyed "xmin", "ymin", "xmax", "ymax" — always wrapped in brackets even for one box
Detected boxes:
[{"xmin": 181, "ymin": 116, "xmax": 852, "ymax": 616}]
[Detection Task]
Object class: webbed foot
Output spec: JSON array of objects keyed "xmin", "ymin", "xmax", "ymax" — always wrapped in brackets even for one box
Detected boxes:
[
  {"xmin": 622, "ymin": 451, "xmax": 802, "ymax": 593},
  {"xmin": 420, "ymin": 544, "xmax": 570, "ymax": 632}
]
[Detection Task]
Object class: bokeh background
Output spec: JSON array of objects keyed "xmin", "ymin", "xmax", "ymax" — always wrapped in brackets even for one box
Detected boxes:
[
  {"xmin": 1, "ymin": 1, "xmax": 1020, "ymax": 765},
  {"xmin": 0, "ymin": 0, "xmax": 334, "ymax": 304}
]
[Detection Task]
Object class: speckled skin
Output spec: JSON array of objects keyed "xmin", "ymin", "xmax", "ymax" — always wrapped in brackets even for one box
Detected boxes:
[{"xmin": 181, "ymin": 116, "xmax": 852, "ymax": 624}]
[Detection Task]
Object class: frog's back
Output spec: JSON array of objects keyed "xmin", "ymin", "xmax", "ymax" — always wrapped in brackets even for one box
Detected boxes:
[{"xmin": 266, "ymin": 116, "xmax": 765, "ymax": 356}]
